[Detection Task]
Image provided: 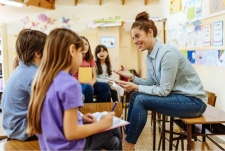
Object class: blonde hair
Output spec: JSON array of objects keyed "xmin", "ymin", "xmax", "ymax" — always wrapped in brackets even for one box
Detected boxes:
[{"xmin": 26, "ymin": 28, "xmax": 84, "ymax": 135}]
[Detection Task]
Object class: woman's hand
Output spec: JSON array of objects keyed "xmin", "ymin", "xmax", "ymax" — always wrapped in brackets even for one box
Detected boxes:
[
  {"xmin": 82, "ymin": 113, "xmax": 97, "ymax": 124},
  {"xmin": 113, "ymin": 65, "xmax": 134, "ymax": 80},
  {"xmin": 117, "ymin": 81, "xmax": 138, "ymax": 92}
]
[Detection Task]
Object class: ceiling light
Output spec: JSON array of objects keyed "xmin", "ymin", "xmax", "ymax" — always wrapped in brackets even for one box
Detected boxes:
[{"xmin": 0, "ymin": 0, "xmax": 23, "ymax": 7}]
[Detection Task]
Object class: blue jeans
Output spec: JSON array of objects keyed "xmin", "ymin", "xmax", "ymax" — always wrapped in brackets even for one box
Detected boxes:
[
  {"xmin": 82, "ymin": 82, "xmax": 110, "ymax": 103},
  {"xmin": 125, "ymin": 92, "xmax": 207, "ymax": 144}
]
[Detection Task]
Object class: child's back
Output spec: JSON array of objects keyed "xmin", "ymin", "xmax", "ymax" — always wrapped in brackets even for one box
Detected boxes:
[
  {"xmin": 2, "ymin": 29, "xmax": 46, "ymax": 141},
  {"xmin": 2, "ymin": 62, "xmax": 38, "ymax": 140},
  {"xmin": 37, "ymin": 71, "xmax": 85, "ymax": 150}
]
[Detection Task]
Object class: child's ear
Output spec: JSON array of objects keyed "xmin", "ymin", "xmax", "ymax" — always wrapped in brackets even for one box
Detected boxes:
[
  {"xmin": 69, "ymin": 44, "xmax": 75, "ymax": 57},
  {"xmin": 35, "ymin": 51, "xmax": 41, "ymax": 58}
]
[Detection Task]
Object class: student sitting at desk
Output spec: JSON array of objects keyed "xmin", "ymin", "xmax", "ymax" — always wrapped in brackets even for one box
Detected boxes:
[
  {"xmin": 73, "ymin": 36, "xmax": 110, "ymax": 103},
  {"xmin": 113, "ymin": 11, "xmax": 208, "ymax": 150}
]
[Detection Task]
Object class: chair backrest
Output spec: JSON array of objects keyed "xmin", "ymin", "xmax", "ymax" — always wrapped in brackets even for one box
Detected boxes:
[
  {"xmin": 206, "ymin": 91, "xmax": 217, "ymax": 107},
  {"xmin": 79, "ymin": 102, "xmax": 123, "ymax": 118}
]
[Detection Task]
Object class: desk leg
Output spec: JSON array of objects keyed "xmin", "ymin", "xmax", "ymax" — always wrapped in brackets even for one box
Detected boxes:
[
  {"xmin": 162, "ymin": 115, "xmax": 165, "ymax": 151},
  {"xmin": 169, "ymin": 117, "xmax": 174, "ymax": 151},
  {"xmin": 152, "ymin": 112, "xmax": 156, "ymax": 151},
  {"xmin": 187, "ymin": 124, "xmax": 192, "ymax": 151}
]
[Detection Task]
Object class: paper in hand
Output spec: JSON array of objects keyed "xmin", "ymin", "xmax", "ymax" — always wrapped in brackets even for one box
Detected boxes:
[{"xmin": 112, "ymin": 82, "xmax": 124, "ymax": 96}]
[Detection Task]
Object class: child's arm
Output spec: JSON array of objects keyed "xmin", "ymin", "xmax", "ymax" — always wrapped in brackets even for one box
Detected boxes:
[
  {"xmin": 63, "ymin": 107, "xmax": 114, "ymax": 140},
  {"xmin": 87, "ymin": 67, "xmax": 97, "ymax": 86}
]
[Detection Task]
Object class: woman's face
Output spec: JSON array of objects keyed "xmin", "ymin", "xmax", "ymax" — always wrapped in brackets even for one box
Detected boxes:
[
  {"xmin": 82, "ymin": 39, "xmax": 89, "ymax": 54},
  {"xmin": 131, "ymin": 27, "xmax": 152, "ymax": 52},
  {"xmin": 97, "ymin": 47, "xmax": 108, "ymax": 61}
]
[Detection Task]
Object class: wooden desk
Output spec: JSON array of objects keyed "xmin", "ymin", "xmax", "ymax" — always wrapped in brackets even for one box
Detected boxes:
[
  {"xmin": 181, "ymin": 104, "xmax": 225, "ymax": 150},
  {"xmin": 0, "ymin": 140, "xmax": 40, "ymax": 150}
]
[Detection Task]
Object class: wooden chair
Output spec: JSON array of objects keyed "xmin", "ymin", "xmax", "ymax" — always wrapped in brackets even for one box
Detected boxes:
[
  {"xmin": 0, "ymin": 140, "xmax": 40, "ymax": 150},
  {"xmin": 157, "ymin": 91, "xmax": 217, "ymax": 150},
  {"xmin": 79, "ymin": 102, "xmax": 123, "ymax": 118}
]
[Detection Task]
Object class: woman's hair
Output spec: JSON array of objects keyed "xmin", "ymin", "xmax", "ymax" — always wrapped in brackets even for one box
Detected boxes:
[
  {"xmin": 26, "ymin": 28, "xmax": 84, "ymax": 135},
  {"xmin": 80, "ymin": 36, "xmax": 93, "ymax": 61},
  {"xmin": 16, "ymin": 29, "xmax": 47, "ymax": 66},
  {"xmin": 95, "ymin": 44, "xmax": 112, "ymax": 76},
  {"xmin": 131, "ymin": 11, "xmax": 158, "ymax": 38},
  {"xmin": 13, "ymin": 56, "xmax": 19, "ymax": 70}
]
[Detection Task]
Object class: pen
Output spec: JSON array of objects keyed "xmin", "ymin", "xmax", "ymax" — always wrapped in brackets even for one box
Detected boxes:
[{"xmin": 111, "ymin": 101, "xmax": 118, "ymax": 111}]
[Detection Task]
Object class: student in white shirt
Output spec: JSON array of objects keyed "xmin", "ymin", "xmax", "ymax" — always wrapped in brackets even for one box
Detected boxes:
[{"xmin": 95, "ymin": 44, "xmax": 118, "ymax": 102}]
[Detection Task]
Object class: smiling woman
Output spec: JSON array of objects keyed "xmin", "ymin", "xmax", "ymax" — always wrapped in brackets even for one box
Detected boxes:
[{"xmin": 113, "ymin": 11, "xmax": 208, "ymax": 151}]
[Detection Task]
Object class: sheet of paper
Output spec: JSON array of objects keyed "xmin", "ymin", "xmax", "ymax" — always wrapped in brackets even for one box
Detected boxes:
[
  {"xmin": 112, "ymin": 82, "xmax": 124, "ymax": 96},
  {"xmin": 92, "ymin": 111, "xmax": 129, "ymax": 132}
]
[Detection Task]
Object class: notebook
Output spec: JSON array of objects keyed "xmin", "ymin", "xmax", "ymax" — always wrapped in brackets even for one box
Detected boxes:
[{"xmin": 92, "ymin": 111, "xmax": 130, "ymax": 132}]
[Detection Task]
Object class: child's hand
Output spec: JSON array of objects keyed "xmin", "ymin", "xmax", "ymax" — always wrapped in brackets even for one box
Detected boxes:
[
  {"xmin": 82, "ymin": 113, "xmax": 97, "ymax": 124},
  {"xmin": 100, "ymin": 112, "xmax": 115, "ymax": 128},
  {"xmin": 87, "ymin": 80, "xmax": 95, "ymax": 86}
]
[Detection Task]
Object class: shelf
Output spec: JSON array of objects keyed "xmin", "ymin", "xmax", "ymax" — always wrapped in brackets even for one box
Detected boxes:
[{"xmin": 178, "ymin": 46, "xmax": 225, "ymax": 50}]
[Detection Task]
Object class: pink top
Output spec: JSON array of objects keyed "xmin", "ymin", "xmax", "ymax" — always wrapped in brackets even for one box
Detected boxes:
[{"xmin": 73, "ymin": 58, "xmax": 96, "ymax": 79}]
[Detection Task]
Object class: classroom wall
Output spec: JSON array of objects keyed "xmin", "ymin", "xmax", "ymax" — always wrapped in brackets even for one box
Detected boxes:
[
  {"xmin": 0, "ymin": 0, "xmax": 164, "ymax": 81},
  {"xmin": 165, "ymin": 0, "xmax": 225, "ymax": 114}
]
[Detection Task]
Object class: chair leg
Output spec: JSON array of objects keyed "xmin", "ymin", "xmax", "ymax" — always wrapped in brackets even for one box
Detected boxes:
[
  {"xmin": 175, "ymin": 139, "xmax": 179, "ymax": 151},
  {"xmin": 181, "ymin": 139, "xmax": 184, "ymax": 150},
  {"xmin": 158, "ymin": 132, "xmax": 162, "ymax": 151}
]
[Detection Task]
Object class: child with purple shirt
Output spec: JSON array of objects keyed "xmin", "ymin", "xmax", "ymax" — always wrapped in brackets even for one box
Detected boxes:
[{"xmin": 26, "ymin": 28, "xmax": 122, "ymax": 151}]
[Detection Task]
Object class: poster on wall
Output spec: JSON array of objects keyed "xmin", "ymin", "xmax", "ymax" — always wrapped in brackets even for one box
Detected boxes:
[
  {"xmin": 202, "ymin": 24, "xmax": 211, "ymax": 46},
  {"xmin": 213, "ymin": 21, "xmax": 223, "ymax": 46},
  {"xmin": 183, "ymin": 0, "xmax": 202, "ymax": 20},
  {"xmin": 195, "ymin": 50, "xmax": 206, "ymax": 65},
  {"xmin": 170, "ymin": 0, "xmax": 182, "ymax": 14},
  {"xmin": 210, "ymin": 0, "xmax": 225, "ymax": 14},
  {"xmin": 100, "ymin": 37, "xmax": 116, "ymax": 48},
  {"xmin": 217, "ymin": 50, "xmax": 225, "ymax": 67}
]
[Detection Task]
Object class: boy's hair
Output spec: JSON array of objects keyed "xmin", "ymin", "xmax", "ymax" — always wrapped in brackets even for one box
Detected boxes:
[
  {"xmin": 95, "ymin": 44, "xmax": 112, "ymax": 76},
  {"xmin": 16, "ymin": 29, "xmax": 47, "ymax": 65},
  {"xmin": 80, "ymin": 36, "xmax": 93, "ymax": 61},
  {"xmin": 26, "ymin": 28, "xmax": 84, "ymax": 135}
]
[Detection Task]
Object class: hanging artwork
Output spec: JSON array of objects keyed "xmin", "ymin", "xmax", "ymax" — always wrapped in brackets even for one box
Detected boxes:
[
  {"xmin": 21, "ymin": 16, "xmax": 29, "ymax": 24},
  {"xmin": 202, "ymin": 24, "xmax": 211, "ymax": 46},
  {"xmin": 47, "ymin": 18, "xmax": 56, "ymax": 24},
  {"xmin": 183, "ymin": 0, "xmax": 202, "ymax": 20},
  {"xmin": 210, "ymin": 0, "xmax": 225, "ymax": 14},
  {"xmin": 217, "ymin": 50, "xmax": 225, "ymax": 67},
  {"xmin": 40, "ymin": 25, "xmax": 47, "ymax": 32},
  {"xmin": 187, "ymin": 50, "xmax": 196, "ymax": 64},
  {"xmin": 170, "ymin": 0, "xmax": 182, "ymax": 14},
  {"xmin": 62, "ymin": 17, "xmax": 70, "ymax": 24},
  {"xmin": 195, "ymin": 50, "xmax": 206, "ymax": 65},
  {"xmin": 38, "ymin": 14, "xmax": 48, "ymax": 22},
  {"xmin": 212, "ymin": 21, "xmax": 223, "ymax": 46},
  {"xmin": 100, "ymin": 37, "xmax": 116, "ymax": 48},
  {"xmin": 31, "ymin": 21, "xmax": 39, "ymax": 28}
]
